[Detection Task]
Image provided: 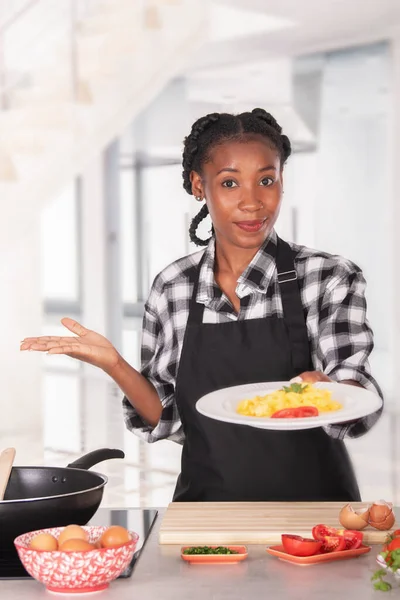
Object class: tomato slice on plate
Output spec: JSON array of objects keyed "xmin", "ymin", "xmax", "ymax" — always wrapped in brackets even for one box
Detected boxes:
[
  {"xmin": 281, "ymin": 535, "xmax": 323, "ymax": 557},
  {"xmin": 271, "ymin": 408, "xmax": 300, "ymax": 418},
  {"xmin": 312, "ymin": 525, "xmax": 362, "ymax": 553},
  {"xmin": 296, "ymin": 406, "xmax": 319, "ymax": 417},
  {"xmin": 271, "ymin": 406, "xmax": 319, "ymax": 419},
  {"xmin": 320, "ymin": 535, "xmax": 347, "ymax": 553},
  {"xmin": 337, "ymin": 529, "xmax": 363, "ymax": 550},
  {"xmin": 312, "ymin": 524, "xmax": 339, "ymax": 541}
]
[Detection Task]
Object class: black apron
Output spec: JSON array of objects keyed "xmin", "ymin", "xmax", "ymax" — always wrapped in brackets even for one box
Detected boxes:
[{"xmin": 173, "ymin": 237, "xmax": 360, "ymax": 502}]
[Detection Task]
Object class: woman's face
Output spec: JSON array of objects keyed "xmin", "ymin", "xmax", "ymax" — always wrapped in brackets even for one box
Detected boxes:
[{"xmin": 191, "ymin": 137, "xmax": 283, "ymax": 250}]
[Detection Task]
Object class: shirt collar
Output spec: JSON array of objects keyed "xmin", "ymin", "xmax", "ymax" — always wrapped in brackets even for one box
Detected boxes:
[
  {"xmin": 238, "ymin": 229, "xmax": 278, "ymax": 293},
  {"xmin": 196, "ymin": 237, "xmax": 221, "ymax": 308},
  {"xmin": 196, "ymin": 229, "xmax": 278, "ymax": 307}
]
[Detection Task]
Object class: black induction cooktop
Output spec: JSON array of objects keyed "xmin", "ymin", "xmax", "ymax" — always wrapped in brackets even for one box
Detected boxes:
[{"xmin": 0, "ymin": 507, "xmax": 158, "ymax": 580}]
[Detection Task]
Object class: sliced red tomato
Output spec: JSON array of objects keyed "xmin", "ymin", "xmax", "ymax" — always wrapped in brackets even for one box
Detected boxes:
[
  {"xmin": 320, "ymin": 535, "xmax": 347, "ymax": 553},
  {"xmin": 383, "ymin": 531, "xmax": 400, "ymax": 552},
  {"xmin": 271, "ymin": 406, "xmax": 319, "ymax": 418},
  {"xmin": 335, "ymin": 529, "xmax": 363, "ymax": 550},
  {"xmin": 386, "ymin": 529, "xmax": 400, "ymax": 545},
  {"xmin": 271, "ymin": 408, "xmax": 301, "ymax": 418},
  {"xmin": 312, "ymin": 524, "xmax": 339, "ymax": 541},
  {"xmin": 387, "ymin": 538, "xmax": 400, "ymax": 552},
  {"xmin": 296, "ymin": 406, "xmax": 319, "ymax": 418},
  {"xmin": 281, "ymin": 535, "xmax": 323, "ymax": 557}
]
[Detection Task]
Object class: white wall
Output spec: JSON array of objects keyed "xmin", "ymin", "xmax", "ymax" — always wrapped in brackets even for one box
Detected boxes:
[
  {"xmin": 314, "ymin": 43, "xmax": 392, "ymax": 392},
  {"xmin": 0, "ymin": 226, "xmax": 44, "ymax": 464},
  {"xmin": 275, "ymin": 152, "xmax": 318, "ymax": 248},
  {"xmin": 143, "ymin": 164, "xmax": 197, "ymax": 284}
]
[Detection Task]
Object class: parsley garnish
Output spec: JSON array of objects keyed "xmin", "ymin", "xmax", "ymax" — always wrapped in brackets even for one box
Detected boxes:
[{"xmin": 282, "ymin": 383, "xmax": 308, "ymax": 394}]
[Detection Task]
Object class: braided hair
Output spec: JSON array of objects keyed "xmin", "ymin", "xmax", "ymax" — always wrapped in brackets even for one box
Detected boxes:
[{"xmin": 182, "ymin": 108, "xmax": 292, "ymax": 246}]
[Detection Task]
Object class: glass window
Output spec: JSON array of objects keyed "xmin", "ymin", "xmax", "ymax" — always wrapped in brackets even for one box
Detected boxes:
[
  {"xmin": 142, "ymin": 164, "xmax": 191, "ymax": 286},
  {"xmin": 41, "ymin": 183, "xmax": 79, "ymax": 301},
  {"xmin": 121, "ymin": 170, "xmax": 138, "ymax": 303},
  {"xmin": 44, "ymin": 373, "xmax": 82, "ymax": 453}
]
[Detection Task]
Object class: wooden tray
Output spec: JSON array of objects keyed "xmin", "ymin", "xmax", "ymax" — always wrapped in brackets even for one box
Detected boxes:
[{"xmin": 159, "ymin": 502, "xmax": 396, "ymax": 546}]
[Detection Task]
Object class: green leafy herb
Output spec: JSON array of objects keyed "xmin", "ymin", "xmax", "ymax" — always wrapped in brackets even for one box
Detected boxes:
[
  {"xmin": 392, "ymin": 558, "xmax": 400, "ymax": 571},
  {"xmin": 371, "ymin": 567, "xmax": 393, "ymax": 592},
  {"xmin": 372, "ymin": 569, "xmax": 389, "ymax": 581},
  {"xmin": 380, "ymin": 552, "xmax": 389, "ymax": 560},
  {"xmin": 373, "ymin": 581, "xmax": 392, "ymax": 592},
  {"xmin": 282, "ymin": 383, "xmax": 308, "ymax": 394},
  {"xmin": 183, "ymin": 546, "xmax": 239, "ymax": 555}
]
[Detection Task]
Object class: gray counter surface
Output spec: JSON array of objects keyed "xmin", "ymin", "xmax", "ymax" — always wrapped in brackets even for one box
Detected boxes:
[{"xmin": 0, "ymin": 507, "xmax": 395, "ymax": 599}]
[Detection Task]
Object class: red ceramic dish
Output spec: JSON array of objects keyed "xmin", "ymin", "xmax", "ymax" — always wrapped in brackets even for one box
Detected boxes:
[
  {"xmin": 14, "ymin": 526, "xmax": 139, "ymax": 593},
  {"xmin": 266, "ymin": 544, "xmax": 371, "ymax": 565},
  {"xmin": 181, "ymin": 546, "xmax": 248, "ymax": 564}
]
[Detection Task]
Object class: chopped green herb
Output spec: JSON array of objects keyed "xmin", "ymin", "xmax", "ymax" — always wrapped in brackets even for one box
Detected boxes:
[
  {"xmin": 282, "ymin": 383, "xmax": 308, "ymax": 394},
  {"xmin": 183, "ymin": 546, "xmax": 239, "ymax": 555}
]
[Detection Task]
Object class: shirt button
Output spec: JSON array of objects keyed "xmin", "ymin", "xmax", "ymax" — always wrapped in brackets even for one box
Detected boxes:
[{"xmin": 259, "ymin": 285, "xmax": 266, "ymax": 292}]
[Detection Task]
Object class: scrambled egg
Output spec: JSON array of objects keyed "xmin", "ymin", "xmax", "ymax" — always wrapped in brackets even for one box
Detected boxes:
[{"xmin": 236, "ymin": 383, "xmax": 342, "ymax": 418}]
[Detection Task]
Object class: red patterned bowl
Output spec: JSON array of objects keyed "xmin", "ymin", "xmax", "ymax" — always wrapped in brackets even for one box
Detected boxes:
[{"xmin": 14, "ymin": 526, "xmax": 139, "ymax": 594}]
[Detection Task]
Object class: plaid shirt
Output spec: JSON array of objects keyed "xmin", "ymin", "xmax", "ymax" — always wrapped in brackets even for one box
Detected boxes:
[{"xmin": 123, "ymin": 230, "xmax": 383, "ymax": 444}]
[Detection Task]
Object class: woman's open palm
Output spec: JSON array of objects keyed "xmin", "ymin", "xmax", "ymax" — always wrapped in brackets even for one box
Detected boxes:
[{"xmin": 20, "ymin": 318, "xmax": 120, "ymax": 373}]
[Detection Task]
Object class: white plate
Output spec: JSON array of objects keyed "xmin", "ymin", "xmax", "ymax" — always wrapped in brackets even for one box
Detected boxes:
[{"xmin": 195, "ymin": 381, "xmax": 382, "ymax": 430}]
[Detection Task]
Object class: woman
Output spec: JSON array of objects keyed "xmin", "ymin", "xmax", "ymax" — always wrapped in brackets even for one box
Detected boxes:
[{"xmin": 21, "ymin": 108, "xmax": 382, "ymax": 502}]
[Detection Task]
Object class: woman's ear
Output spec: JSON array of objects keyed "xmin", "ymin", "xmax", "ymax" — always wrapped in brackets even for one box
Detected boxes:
[{"xmin": 190, "ymin": 171, "xmax": 204, "ymax": 199}]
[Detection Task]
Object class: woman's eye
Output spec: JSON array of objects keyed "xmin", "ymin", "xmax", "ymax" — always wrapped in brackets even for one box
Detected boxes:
[
  {"xmin": 260, "ymin": 177, "xmax": 274, "ymax": 186},
  {"xmin": 222, "ymin": 179, "xmax": 238, "ymax": 188}
]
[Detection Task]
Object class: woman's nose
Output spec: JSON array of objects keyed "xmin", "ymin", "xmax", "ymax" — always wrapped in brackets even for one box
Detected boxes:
[{"xmin": 238, "ymin": 193, "xmax": 263, "ymax": 212}]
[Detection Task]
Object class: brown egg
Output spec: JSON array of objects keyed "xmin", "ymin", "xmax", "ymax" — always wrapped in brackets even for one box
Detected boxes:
[
  {"xmin": 29, "ymin": 533, "xmax": 58, "ymax": 551},
  {"xmin": 59, "ymin": 539, "xmax": 95, "ymax": 552},
  {"xmin": 100, "ymin": 526, "xmax": 132, "ymax": 548},
  {"xmin": 339, "ymin": 503, "xmax": 370, "ymax": 530},
  {"xmin": 58, "ymin": 525, "xmax": 88, "ymax": 547},
  {"xmin": 369, "ymin": 501, "xmax": 396, "ymax": 530}
]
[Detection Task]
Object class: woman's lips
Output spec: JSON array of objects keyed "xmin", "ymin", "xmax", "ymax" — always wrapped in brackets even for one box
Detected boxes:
[{"xmin": 235, "ymin": 219, "xmax": 267, "ymax": 233}]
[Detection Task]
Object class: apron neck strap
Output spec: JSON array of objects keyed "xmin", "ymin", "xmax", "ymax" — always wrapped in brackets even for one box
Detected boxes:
[
  {"xmin": 188, "ymin": 252, "xmax": 207, "ymax": 325},
  {"xmin": 276, "ymin": 236, "xmax": 311, "ymax": 374},
  {"xmin": 188, "ymin": 238, "xmax": 311, "ymax": 375}
]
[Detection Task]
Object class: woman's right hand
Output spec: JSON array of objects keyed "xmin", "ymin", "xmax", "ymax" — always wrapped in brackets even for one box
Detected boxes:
[{"xmin": 20, "ymin": 317, "xmax": 120, "ymax": 375}]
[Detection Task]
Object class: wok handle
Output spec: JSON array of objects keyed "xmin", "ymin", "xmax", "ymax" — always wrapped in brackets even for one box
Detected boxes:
[{"xmin": 67, "ymin": 448, "xmax": 125, "ymax": 470}]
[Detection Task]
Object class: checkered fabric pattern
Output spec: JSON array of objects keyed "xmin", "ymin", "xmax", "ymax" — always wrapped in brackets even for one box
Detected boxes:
[{"xmin": 123, "ymin": 230, "xmax": 383, "ymax": 444}]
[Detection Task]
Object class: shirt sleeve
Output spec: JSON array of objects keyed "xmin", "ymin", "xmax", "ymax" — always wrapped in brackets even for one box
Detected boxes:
[
  {"xmin": 312, "ymin": 266, "xmax": 383, "ymax": 440},
  {"xmin": 122, "ymin": 281, "xmax": 184, "ymax": 444}
]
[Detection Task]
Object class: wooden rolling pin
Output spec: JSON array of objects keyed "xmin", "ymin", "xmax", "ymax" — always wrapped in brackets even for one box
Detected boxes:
[{"xmin": 0, "ymin": 447, "xmax": 16, "ymax": 501}]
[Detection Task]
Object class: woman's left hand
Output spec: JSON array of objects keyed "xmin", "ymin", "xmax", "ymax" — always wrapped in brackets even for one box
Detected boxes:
[
  {"xmin": 292, "ymin": 371, "xmax": 361, "ymax": 427},
  {"xmin": 291, "ymin": 371, "xmax": 332, "ymax": 384}
]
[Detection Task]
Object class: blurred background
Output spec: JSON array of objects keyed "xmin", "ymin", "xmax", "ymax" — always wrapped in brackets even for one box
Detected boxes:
[{"xmin": 1, "ymin": 0, "xmax": 399, "ymax": 508}]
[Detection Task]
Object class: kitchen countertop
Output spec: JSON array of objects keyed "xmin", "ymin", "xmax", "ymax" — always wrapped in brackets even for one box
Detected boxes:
[{"xmin": 0, "ymin": 507, "xmax": 396, "ymax": 599}]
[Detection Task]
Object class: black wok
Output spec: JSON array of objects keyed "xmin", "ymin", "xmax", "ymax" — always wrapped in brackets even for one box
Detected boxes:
[{"xmin": 0, "ymin": 448, "xmax": 124, "ymax": 552}]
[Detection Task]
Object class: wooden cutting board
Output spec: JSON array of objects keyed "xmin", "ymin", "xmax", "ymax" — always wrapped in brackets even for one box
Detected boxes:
[{"xmin": 159, "ymin": 502, "xmax": 396, "ymax": 545}]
